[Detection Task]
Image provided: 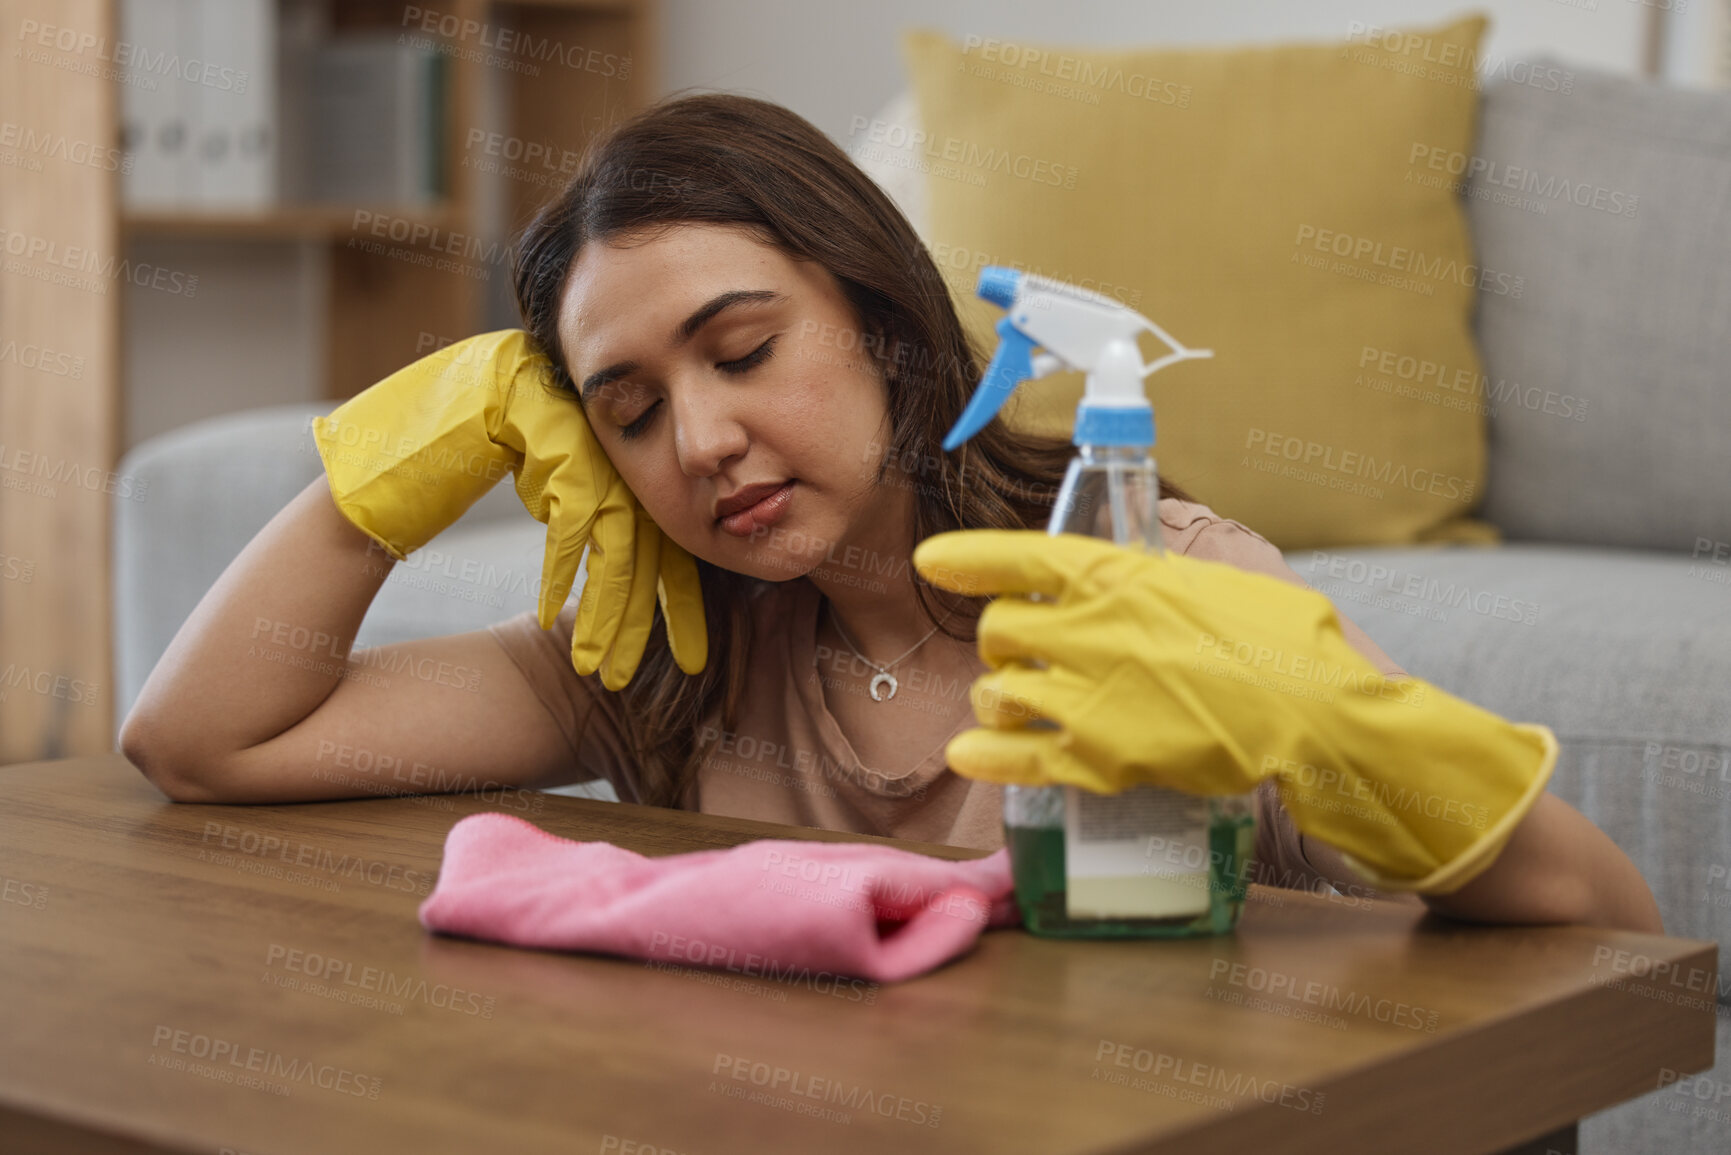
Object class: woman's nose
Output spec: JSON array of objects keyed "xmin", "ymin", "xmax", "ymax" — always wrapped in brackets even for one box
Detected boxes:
[{"xmin": 669, "ymin": 377, "xmax": 750, "ymax": 478}]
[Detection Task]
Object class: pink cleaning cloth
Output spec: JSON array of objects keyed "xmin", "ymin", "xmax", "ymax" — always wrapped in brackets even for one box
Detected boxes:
[{"xmin": 418, "ymin": 813, "xmax": 1020, "ymax": 983}]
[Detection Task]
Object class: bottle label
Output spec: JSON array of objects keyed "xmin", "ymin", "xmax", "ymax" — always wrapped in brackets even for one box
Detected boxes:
[{"xmin": 1064, "ymin": 785, "xmax": 1211, "ymax": 919}]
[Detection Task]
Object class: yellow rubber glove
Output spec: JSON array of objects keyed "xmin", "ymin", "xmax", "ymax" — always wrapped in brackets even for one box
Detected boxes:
[
  {"xmin": 911, "ymin": 530, "xmax": 1557, "ymax": 895},
  {"xmin": 311, "ymin": 330, "xmax": 707, "ymax": 691}
]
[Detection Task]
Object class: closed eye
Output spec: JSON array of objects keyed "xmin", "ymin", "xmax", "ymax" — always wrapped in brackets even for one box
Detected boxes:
[
  {"xmin": 617, "ymin": 402, "xmax": 658, "ymax": 442},
  {"xmin": 718, "ymin": 335, "xmax": 777, "ymax": 375},
  {"xmin": 615, "ymin": 336, "xmax": 778, "ymax": 442}
]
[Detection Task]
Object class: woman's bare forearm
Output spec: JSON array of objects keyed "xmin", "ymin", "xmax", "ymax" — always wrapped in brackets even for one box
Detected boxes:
[
  {"xmin": 120, "ymin": 476, "xmax": 394, "ymax": 783},
  {"xmin": 1416, "ymin": 793, "xmax": 1664, "ymax": 933},
  {"xmin": 1304, "ymin": 793, "xmax": 1663, "ymax": 933}
]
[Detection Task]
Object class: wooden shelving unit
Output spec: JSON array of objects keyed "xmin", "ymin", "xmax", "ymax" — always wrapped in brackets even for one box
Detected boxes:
[
  {"xmin": 0, "ymin": 0, "xmax": 658, "ymax": 763},
  {"xmin": 121, "ymin": 204, "xmax": 466, "ymax": 241}
]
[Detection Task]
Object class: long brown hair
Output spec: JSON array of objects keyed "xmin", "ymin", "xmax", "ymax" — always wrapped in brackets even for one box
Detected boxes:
[{"xmin": 513, "ymin": 90, "xmax": 1195, "ymax": 809}]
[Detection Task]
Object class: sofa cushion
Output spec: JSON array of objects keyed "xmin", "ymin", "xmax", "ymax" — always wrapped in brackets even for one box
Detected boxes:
[
  {"xmin": 355, "ymin": 519, "xmax": 548, "ymax": 650},
  {"xmin": 113, "ymin": 404, "xmax": 558, "ymax": 729},
  {"xmin": 1464, "ymin": 61, "xmax": 1731, "ymax": 552},
  {"xmin": 1285, "ymin": 542, "xmax": 1731, "ymax": 951},
  {"xmin": 896, "ymin": 17, "xmax": 1501, "ymax": 550}
]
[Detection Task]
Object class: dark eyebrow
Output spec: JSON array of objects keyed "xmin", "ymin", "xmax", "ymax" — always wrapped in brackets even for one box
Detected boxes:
[{"xmin": 579, "ymin": 289, "xmax": 788, "ymax": 403}]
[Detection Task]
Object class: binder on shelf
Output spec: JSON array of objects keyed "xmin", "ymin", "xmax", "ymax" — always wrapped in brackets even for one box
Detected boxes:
[
  {"xmin": 305, "ymin": 36, "xmax": 446, "ymax": 207},
  {"xmin": 119, "ymin": 0, "xmax": 189, "ymax": 207},
  {"xmin": 187, "ymin": 0, "xmax": 277, "ymax": 208},
  {"xmin": 122, "ymin": 0, "xmax": 278, "ymax": 211}
]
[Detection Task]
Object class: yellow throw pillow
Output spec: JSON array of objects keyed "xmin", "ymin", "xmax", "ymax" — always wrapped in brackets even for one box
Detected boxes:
[{"xmin": 901, "ymin": 16, "xmax": 1502, "ymax": 548}]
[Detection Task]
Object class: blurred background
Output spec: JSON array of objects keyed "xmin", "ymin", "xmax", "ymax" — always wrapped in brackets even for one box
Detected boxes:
[{"xmin": 0, "ymin": 0, "xmax": 1724, "ymax": 764}]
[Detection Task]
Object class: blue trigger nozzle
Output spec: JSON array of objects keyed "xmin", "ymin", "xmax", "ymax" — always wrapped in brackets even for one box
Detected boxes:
[
  {"xmin": 977, "ymin": 266, "xmax": 1020, "ymax": 309},
  {"xmin": 942, "ymin": 315, "xmax": 1036, "ymax": 452}
]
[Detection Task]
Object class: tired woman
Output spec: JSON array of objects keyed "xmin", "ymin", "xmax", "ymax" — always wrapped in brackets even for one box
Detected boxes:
[{"xmin": 119, "ymin": 92, "xmax": 1661, "ymax": 933}]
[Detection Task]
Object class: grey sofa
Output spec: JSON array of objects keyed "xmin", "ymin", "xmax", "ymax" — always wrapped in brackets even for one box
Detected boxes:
[{"xmin": 115, "ymin": 61, "xmax": 1727, "ymax": 1154}]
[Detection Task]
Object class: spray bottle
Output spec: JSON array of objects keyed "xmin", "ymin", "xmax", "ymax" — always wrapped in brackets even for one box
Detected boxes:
[{"xmin": 942, "ymin": 265, "xmax": 1256, "ymax": 938}]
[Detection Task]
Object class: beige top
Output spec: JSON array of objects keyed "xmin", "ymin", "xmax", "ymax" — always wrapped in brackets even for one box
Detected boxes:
[{"xmin": 487, "ymin": 499, "xmax": 1409, "ymax": 894}]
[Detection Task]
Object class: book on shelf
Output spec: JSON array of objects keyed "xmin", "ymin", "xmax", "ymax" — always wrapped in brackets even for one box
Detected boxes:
[
  {"xmin": 303, "ymin": 35, "xmax": 447, "ymax": 207},
  {"xmin": 120, "ymin": 1, "xmax": 449, "ymax": 214}
]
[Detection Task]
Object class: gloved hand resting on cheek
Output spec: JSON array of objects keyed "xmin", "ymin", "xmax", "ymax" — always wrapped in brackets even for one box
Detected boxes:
[
  {"xmin": 312, "ymin": 330, "xmax": 707, "ymax": 690},
  {"xmin": 911, "ymin": 529, "xmax": 1557, "ymax": 896}
]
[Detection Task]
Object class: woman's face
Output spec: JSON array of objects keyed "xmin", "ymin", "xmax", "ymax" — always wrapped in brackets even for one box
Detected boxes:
[{"xmin": 556, "ymin": 223, "xmax": 910, "ymax": 582}]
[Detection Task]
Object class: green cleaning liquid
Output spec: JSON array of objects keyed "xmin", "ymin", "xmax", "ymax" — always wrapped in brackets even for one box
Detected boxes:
[{"xmin": 1006, "ymin": 792, "xmax": 1255, "ymax": 938}]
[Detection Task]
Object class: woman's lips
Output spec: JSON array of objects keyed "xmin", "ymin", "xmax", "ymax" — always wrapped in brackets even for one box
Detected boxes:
[{"xmin": 717, "ymin": 481, "xmax": 795, "ymax": 538}]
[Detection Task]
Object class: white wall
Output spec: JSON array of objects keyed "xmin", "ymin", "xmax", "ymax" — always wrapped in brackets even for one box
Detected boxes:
[{"xmin": 657, "ymin": 0, "xmax": 1661, "ymax": 147}]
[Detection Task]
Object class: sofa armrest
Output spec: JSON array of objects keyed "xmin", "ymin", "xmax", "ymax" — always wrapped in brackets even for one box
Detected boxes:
[{"xmin": 111, "ymin": 404, "xmax": 534, "ymax": 739}]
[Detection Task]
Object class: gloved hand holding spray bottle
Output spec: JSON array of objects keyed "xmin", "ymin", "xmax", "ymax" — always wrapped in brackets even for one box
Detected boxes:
[
  {"xmin": 924, "ymin": 268, "xmax": 1560, "ymax": 938},
  {"xmin": 940, "ymin": 266, "xmax": 1253, "ymax": 938}
]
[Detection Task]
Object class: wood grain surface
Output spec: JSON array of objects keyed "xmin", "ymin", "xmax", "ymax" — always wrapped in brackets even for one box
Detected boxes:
[{"xmin": 0, "ymin": 754, "xmax": 1717, "ymax": 1155}]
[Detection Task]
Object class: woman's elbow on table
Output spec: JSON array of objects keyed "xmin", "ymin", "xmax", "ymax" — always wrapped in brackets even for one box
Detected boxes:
[
  {"xmin": 1418, "ymin": 794, "xmax": 1665, "ymax": 935},
  {"xmin": 118, "ymin": 710, "xmax": 224, "ymax": 803}
]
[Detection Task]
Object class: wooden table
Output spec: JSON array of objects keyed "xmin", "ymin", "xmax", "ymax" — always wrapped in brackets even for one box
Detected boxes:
[{"xmin": 0, "ymin": 754, "xmax": 1717, "ymax": 1155}]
